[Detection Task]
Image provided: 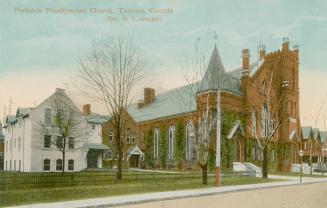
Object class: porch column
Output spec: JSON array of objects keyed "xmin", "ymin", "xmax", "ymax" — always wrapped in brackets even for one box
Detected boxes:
[{"xmin": 97, "ymin": 154, "xmax": 102, "ymax": 168}]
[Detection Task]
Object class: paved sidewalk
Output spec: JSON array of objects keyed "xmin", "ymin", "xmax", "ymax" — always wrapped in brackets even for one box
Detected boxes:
[{"xmin": 12, "ymin": 176, "xmax": 327, "ymax": 208}]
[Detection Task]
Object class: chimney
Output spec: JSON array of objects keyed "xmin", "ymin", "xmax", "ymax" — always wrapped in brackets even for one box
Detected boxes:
[
  {"xmin": 144, "ymin": 88, "xmax": 155, "ymax": 106},
  {"xmin": 55, "ymin": 88, "xmax": 65, "ymax": 94},
  {"xmin": 282, "ymin": 37, "xmax": 289, "ymax": 51},
  {"xmin": 241, "ymin": 49, "xmax": 250, "ymax": 76},
  {"xmin": 259, "ymin": 44, "xmax": 266, "ymax": 61},
  {"xmin": 83, "ymin": 104, "xmax": 91, "ymax": 115}
]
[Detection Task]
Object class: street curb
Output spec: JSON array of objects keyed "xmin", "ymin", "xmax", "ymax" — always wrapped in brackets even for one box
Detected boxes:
[
  {"xmin": 82, "ymin": 179, "xmax": 327, "ymax": 208},
  {"xmin": 12, "ymin": 178, "xmax": 327, "ymax": 208}
]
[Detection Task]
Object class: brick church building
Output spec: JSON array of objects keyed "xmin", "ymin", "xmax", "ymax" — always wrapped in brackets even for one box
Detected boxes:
[{"xmin": 101, "ymin": 38, "xmax": 315, "ymax": 172}]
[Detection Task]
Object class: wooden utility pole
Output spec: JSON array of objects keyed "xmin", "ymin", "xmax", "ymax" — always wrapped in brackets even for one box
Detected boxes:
[{"xmin": 216, "ymin": 88, "xmax": 221, "ymax": 187}]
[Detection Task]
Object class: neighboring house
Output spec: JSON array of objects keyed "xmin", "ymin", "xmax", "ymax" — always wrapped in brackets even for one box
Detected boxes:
[
  {"xmin": 320, "ymin": 131, "xmax": 327, "ymax": 163},
  {"xmin": 301, "ymin": 126, "xmax": 323, "ymax": 165},
  {"xmin": 102, "ymin": 38, "xmax": 302, "ymax": 171},
  {"xmin": 0, "ymin": 121, "xmax": 4, "ymax": 170},
  {"xmin": 3, "ymin": 88, "xmax": 109, "ymax": 172}
]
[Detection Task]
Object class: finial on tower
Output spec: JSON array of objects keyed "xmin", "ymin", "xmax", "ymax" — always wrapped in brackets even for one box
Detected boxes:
[
  {"xmin": 214, "ymin": 31, "xmax": 218, "ymax": 40},
  {"xmin": 213, "ymin": 31, "xmax": 218, "ymax": 46}
]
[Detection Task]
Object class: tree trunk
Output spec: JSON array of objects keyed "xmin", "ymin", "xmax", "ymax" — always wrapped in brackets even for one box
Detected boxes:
[
  {"xmin": 116, "ymin": 130, "xmax": 123, "ymax": 180},
  {"xmin": 201, "ymin": 164, "xmax": 208, "ymax": 185},
  {"xmin": 62, "ymin": 149, "xmax": 66, "ymax": 174},
  {"xmin": 117, "ymin": 151, "xmax": 123, "ymax": 180},
  {"xmin": 62, "ymin": 138, "xmax": 66, "ymax": 174},
  {"xmin": 310, "ymin": 154, "xmax": 313, "ymax": 176},
  {"xmin": 262, "ymin": 146, "xmax": 268, "ymax": 179}
]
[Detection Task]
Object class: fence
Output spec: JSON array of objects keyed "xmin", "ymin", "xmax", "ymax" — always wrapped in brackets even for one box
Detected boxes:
[{"xmin": 0, "ymin": 170, "xmax": 256, "ymax": 190}]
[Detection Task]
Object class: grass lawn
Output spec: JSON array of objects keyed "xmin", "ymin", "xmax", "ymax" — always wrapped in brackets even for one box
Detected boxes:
[{"xmin": 0, "ymin": 175, "xmax": 283, "ymax": 207}]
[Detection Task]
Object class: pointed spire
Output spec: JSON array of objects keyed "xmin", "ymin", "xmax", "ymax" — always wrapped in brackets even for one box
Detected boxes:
[{"xmin": 202, "ymin": 44, "xmax": 226, "ymax": 90}]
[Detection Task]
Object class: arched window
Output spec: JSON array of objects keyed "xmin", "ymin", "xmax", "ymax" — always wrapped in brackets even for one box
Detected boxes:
[
  {"xmin": 153, "ymin": 128, "xmax": 159, "ymax": 159},
  {"xmin": 261, "ymin": 104, "xmax": 268, "ymax": 137},
  {"xmin": 43, "ymin": 159, "xmax": 50, "ymax": 171},
  {"xmin": 56, "ymin": 159, "xmax": 63, "ymax": 171},
  {"xmin": 186, "ymin": 122, "xmax": 195, "ymax": 160},
  {"xmin": 251, "ymin": 109, "xmax": 257, "ymax": 136},
  {"xmin": 68, "ymin": 159, "xmax": 74, "ymax": 171},
  {"xmin": 168, "ymin": 126, "xmax": 175, "ymax": 160}
]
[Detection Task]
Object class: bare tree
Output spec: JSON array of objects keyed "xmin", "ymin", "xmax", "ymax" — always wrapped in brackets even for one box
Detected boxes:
[
  {"xmin": 307, "ymin": 99, "xmax": 326, "ymax": 175},
  {"xmin": 322, "ymin": 112, "xmax": 327, "ymax": 175},
  {"xmin": 172, "ymin": 40, "xmax": 223, "ymax": 184},
  {"xmin": 75, "ymin": 35, "xmax": 148, "ymax": 180},
  {"xmin": 246, "ymin": 61, "xmax": 288, "ymax": 179},
  {"xmin": 196, "ymin": 95, "xmax": 216, "ymax": 184},
  {"xmin": 38, "ymin": 92, "xmax": 85, "ymax": 173}
]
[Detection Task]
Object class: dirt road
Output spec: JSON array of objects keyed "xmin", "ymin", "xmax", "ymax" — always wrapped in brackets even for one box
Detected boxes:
[{"xmin": 117, "ymin": 182, "xmax": 327, "ymax": 208}]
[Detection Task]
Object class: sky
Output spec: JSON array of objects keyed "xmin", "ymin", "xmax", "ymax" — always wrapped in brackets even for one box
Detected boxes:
[{"xmin": 0, "ymin": 0, "xmax": 327, "ymax": 129}]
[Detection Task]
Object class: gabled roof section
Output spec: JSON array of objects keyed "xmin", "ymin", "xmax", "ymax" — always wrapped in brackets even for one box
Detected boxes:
[
  {"xmin": 227, "ymin": 120, "xmax": 245, "ymax": 139},
  {"xmin": 313, "ymin": 128, "xmax": 320, "ymax": 140},
  {"xmin": 35, "ymin": 89, "xmax": 81, "ymax": 116},
  {"xmin": 320, "ymin": 131, "xmax": 327, "ymax": 143},
  {"xmin": 127, "ymin": 145, "xmax": 144, "ymax": 161},
  {"xmin": 289, "ymin": 130, "xmax": 298, "ymax": 140},
  {"xmin": 301, "ymin": 126, "xmax": 313, "ymax": 140}
]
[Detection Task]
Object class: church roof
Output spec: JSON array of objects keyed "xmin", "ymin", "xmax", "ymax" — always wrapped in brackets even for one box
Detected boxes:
[
  {"xmin": 128, "ymin": 45, "xmax": 244, "ymax": 123},
  {"xmin": 128, "ymin": 82, "xmax": 198, "ymax": 122}
]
